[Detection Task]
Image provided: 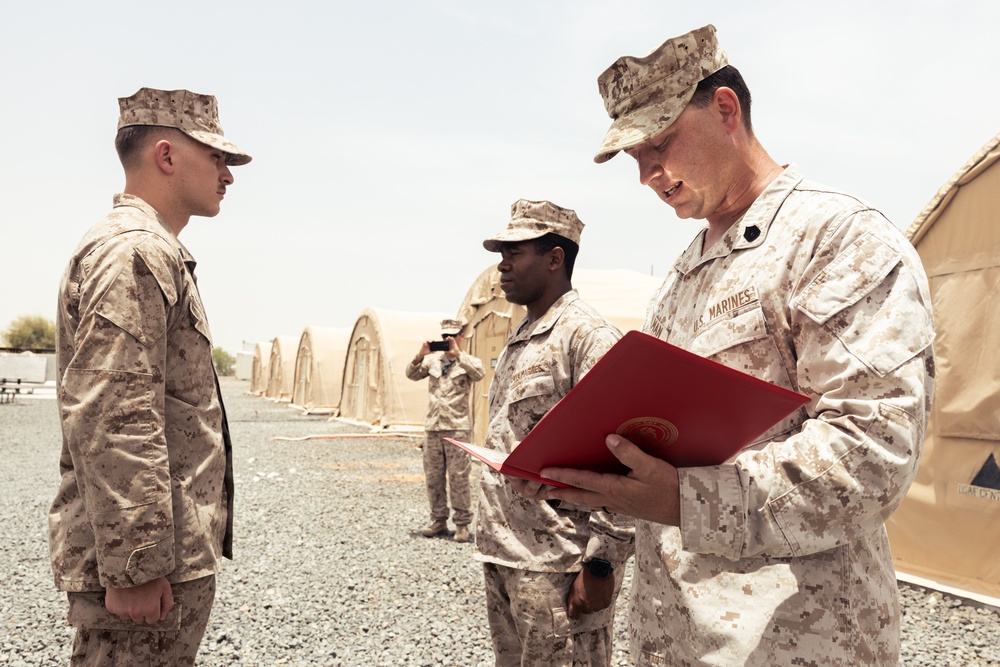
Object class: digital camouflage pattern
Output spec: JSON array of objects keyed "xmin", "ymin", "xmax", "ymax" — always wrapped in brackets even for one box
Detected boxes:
[
  {"xmin": 631, "ymin": 166, "xmax": 935, "ymax": 666},
  {"xmin": 50, "ymin": 193, "xmax": 234, "ymax": 593},
  {"xmin": 483, "ymin": 562, "xmax": 622, "ymax": 667},
  {"xmin": 482, "ymin": 199, "xmax": 585, "ymax": 251},
  {"xmin": 405, "ymin": 351, "xmax": 485, "ymax": 431},
  {"xmin": 474, "ymin": 290, "xmax": 634, "ymax": 572},
  {"xmin": 475, "ymin": 290, "xmax": 633, "ymax": 666},
  {"xmin": 420, "ymin": 429, "xmax": 474, "ymax": 527},
  {"xmin": 594, "ymin": 24, "xmax": 727, "ymax": 164},
  {"xmin": 67, "ymin": 574, "xmax": 216, "ymax": 667},
  {"xmin": 406, "ymin": 349, "xmax": 485, "ymax": 526},
  {"xmin": 117, "ymin": 87, "xmax": 252, "ymax": 166}
]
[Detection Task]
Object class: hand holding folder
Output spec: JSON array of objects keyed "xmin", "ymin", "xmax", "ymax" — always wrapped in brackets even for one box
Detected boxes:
[{"xmin": 446, "ymin": 330, "xmax": 810, "ymax": 488}]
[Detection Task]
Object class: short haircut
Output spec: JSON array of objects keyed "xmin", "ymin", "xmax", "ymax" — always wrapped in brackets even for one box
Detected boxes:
[
  {"xmin": 532, "ymin": 233, "xmax": 579, "ymax": 281},
  {"xmin": 689, "ymin": 65, "xmax": 753, "ymax": 133},
  {"xmin": 114, "ymin": 125, "xmax": 181, "ymax": 170}
]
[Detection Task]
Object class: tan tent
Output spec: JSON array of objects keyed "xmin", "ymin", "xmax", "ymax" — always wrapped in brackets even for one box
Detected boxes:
[
  {"xmin": 337, "ymin": 308, "xmax": 452, "ymax": 428},
  {"xmin": 249, "ymin": 341, "xmax": 272, "ymax": 395},
  {"xmin": 456, "ymin": 265, "xmax": 663, "ymax": 447},
  {"xmin": 886, "ymin": 131, "xmax": 1000, "ymax": 603},
  {"xmin": 291, "ymin": 326, "xmax": 351, "ymax": 413},
  {"xmin": 265, "ymin": 335, "xmax": 298, "ymax": 401}
]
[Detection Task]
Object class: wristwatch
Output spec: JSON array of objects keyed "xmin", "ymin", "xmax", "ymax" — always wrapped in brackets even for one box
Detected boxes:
[{"xmin": 584, "ymin": 558, "xmax": 613, "ymax": 578}]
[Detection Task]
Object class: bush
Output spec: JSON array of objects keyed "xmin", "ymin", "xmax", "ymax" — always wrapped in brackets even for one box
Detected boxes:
[
  {"xmin": 212, "ymin": 347, "xmax": 236, "ymax": 376},
  {"xmin": 3, "ymin": 315, "xmax": 55, "ymax": 350}
]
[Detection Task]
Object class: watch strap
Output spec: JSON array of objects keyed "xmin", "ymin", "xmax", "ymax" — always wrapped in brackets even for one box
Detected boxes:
[{"xmin": 585, "ymin": 558, "xmax": 613, "ymax": 578}]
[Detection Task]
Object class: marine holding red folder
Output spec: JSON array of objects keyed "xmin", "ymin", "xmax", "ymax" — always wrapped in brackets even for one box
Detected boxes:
[{"xmin": 496, "ymin": 23, "xmax": 937, "ymax": 667}]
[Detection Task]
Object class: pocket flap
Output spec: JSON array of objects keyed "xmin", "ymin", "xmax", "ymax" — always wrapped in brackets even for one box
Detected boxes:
[
  {"xmin": 793, "ymin": 232, "xmax": 901, "ymax": 325},
  {"xmin": 688, "ymin": 306, "xmax": 768, "ymax": 359},
  {"xmin": 189, "ymin": 298, "xmax": 213, "ymax": 344},
  {"xmin": 509, "ymin": 373, "xmax": 555, "ymax": 404},
  {"xmin": 94, "ymin": 251, "xmax": 168, "ymax": 348}
]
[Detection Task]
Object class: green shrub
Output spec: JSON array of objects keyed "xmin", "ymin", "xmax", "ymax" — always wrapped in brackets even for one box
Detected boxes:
[
  {"xmin": 3, "ymin": 315, "xmax": 55, "ymax": 350},
  {"xmin": 212, "ymin": 347, "xmax": 236, "ymax": 376}
]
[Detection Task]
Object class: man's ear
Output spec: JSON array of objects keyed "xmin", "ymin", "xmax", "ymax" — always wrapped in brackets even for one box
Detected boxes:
[
  {"xmin": 548, "ymin": 246, "xmax": 566, "ymax": 273},
  {"xmin": 714, "ymin": 87, "xmax": 742, "ymax": 135},
  {"xmin": 153, "ymin": 139, "xmax": 175, "ymax": 174}
]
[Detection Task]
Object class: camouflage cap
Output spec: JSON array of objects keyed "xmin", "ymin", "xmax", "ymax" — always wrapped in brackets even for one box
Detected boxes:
[
  {"xmin": 483, "ymin": 199, "xmax": 584, "ymax": 252},
  {"xmin": 440, "ymin": 319, "xmax": 465, "ymax": 335},
  {"xmin": 594, "ymin": 24, "xmax": 727, "ymax": 164},
  {"xmin": 117, "ymin": 87, "xmax": 252, "ymax": 166}
]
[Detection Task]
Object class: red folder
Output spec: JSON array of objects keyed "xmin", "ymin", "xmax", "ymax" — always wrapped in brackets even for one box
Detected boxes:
[{"xmin": 446, "ymin": 330, "xmax": 810, "ymax": 488}]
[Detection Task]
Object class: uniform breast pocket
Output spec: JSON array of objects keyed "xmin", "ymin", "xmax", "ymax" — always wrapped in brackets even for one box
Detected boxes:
[
  {"xmin": 164, "ymin": 289, "xmax": 215, "ymax": 406},
  {"xmin": 688, "ymin": 305, "xmax": 793, "ymax": 390},
  {"xmin": 451, "ymin": 373, "xmax": 469, "ymax": 391},
  {"xmin": 188, "ymin": 296, "xmax": 213, "ymax": 344},
  {"xmin": 506, "ymin": 373, "xmax": 556, "ymax": 439},
  {"xmin": 689, "ymin": 304, "xmax": 768, "ymax": 358}
]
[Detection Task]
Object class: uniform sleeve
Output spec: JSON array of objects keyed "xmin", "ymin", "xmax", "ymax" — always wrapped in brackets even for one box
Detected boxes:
[
  {"xmin": 679, "ymin": 212, "xmax": 935, "ymax": 560},
  {"xmin": 457, "ymin": 351, "xmax": 486, "ymax": 382},
  {"xmin": 573, "ymin": 324, "xmax": 636, "ymax": 564},
  {"xmin": 59, "ymin": 238, "xmax": 179, "ymax": 588},
  {"xmin": 405, "ymin": 358, "xmax": 429, "ymax": 381},
  {"xmin": 570, "ymin": 324, "xmax": 621, "ymax": 381}
]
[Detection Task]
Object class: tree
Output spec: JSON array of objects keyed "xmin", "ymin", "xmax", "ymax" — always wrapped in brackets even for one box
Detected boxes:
[
  {"xmin": 212, "ymin": 347, "xmax": 236, "ymax": 376},
  {"xmin": 3, "ymin": 315, "xmax": 55, "ymax": 349}
]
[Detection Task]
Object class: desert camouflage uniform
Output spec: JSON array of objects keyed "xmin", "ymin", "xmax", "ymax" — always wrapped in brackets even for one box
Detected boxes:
[
  {"xmin": 632, "ymin": 166, "xmax": 935, "ymax": 666},
  {"xmin": 66, "ymin": 575, "xmax": 216, "ymax": 666},
  {"xmin": 50, "ymin": 194, "xmax": 234, "ymax": 660},
  {"xmin": 475, "ymin": 290, "xmax": 635, "ymax": 666},
  {"xmin": 406, "ymin": 350, "xmax": 485, "ymax": 526}
]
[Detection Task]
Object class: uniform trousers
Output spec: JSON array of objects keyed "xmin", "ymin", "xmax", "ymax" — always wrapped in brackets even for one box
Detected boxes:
[
  {"xmin": 424, "ymin": 429, "xmax": 473, "ymax": 526},
  {"xmin": 67, "ymin": 574, "xmax": 216, "ymax": 667},
  {"xmin": 483, "ymin": 562, "xmax": 620, "ymax": 667}
]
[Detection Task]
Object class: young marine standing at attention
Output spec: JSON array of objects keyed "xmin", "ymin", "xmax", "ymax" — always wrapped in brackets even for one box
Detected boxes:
[{"xmin": 50, "ymin": 87, "xmax": 250, "ymax": 666}]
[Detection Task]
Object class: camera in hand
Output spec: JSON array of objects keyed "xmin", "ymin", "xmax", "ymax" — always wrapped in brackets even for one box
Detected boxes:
[{"xmin": 429, "ymin": 340, "xmax": 450, "ymax": 352}]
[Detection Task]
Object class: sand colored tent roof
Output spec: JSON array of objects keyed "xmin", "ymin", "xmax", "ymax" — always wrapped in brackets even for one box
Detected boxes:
[
  {"xmin": 265, "ymin": 335, "xmax": 298, "ymax": 401},
  {"xmin": 337, "ymin": 308, "xmax": 452, "ymax": 428},
  {"xmin": 456, "ymin": 265, "xmax": 663, "ymax": 447},
  {"xmin": 249, "ymin": 340, "xmax": 272, "ymax": 395},
  {"xmin": 291, "ymin": 326, "xmax": 351, "ymax": 413},
  {"xmin": 886, "ymin": 131, "xmax": 1000, "ymax": 603}
]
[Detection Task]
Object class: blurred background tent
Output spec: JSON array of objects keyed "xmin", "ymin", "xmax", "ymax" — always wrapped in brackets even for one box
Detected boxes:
[
  {"xmin": 456, "ymin": 265, "xmax": 662, "ymax": 447},
  {"xmin": 291, "ymin": 326, "xmax": 351, "ymax": 414},
  {"xmin": 886, "ymin": 131, "xmax": 1000, "ymax": 604},
  {"xmin": 265, "ymin": 335, "xmax": 298, "ymax": 401},
  {"xmin": 249, "ymin": 340, "xmax": 272, "ymax": 396},
  {"xmin": 337, "ymin": 308, "xmax": 451, "ymax": 429}
]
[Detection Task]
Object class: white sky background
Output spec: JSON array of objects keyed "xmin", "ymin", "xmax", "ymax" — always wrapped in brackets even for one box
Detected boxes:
[{"xmin": 2, "ymin": 1, "xmax": 998, "ymax": 355}]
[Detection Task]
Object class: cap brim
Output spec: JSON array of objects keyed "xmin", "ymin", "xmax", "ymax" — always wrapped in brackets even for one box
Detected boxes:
[
  {"xmin": 593, "ymin": 87, "xmax": 697, "ymax": 164},
  {"xmin": 187, "ymin": 130, "xmax": 253, "ymax": 166},
  {"xmin": 482, "ymin": 227, "xmax": 548, "ymax": 252},
  {"xmin": 594, "ymin": 123, "xmax": 652, "ymax": 164}
]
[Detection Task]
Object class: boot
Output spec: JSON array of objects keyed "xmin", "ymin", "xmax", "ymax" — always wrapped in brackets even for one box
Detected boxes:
[
  {"xmin": 420, "ymin": 519, "xmax": 448, "ymax": 537},
  {"xmin": 453, "ymin": 525, "xmax": 472, "ymax": 543}
]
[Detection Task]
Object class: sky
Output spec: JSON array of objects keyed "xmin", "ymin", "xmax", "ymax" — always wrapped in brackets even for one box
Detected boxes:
[{"xmin": 2, "ymin": 1, "xmax": 999, "ymax": 355}]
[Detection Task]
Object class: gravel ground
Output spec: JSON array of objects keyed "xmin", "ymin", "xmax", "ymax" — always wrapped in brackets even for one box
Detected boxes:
[{"xmin": 1, "ymin": 378, "xmax": 998, "ymax": 666}]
